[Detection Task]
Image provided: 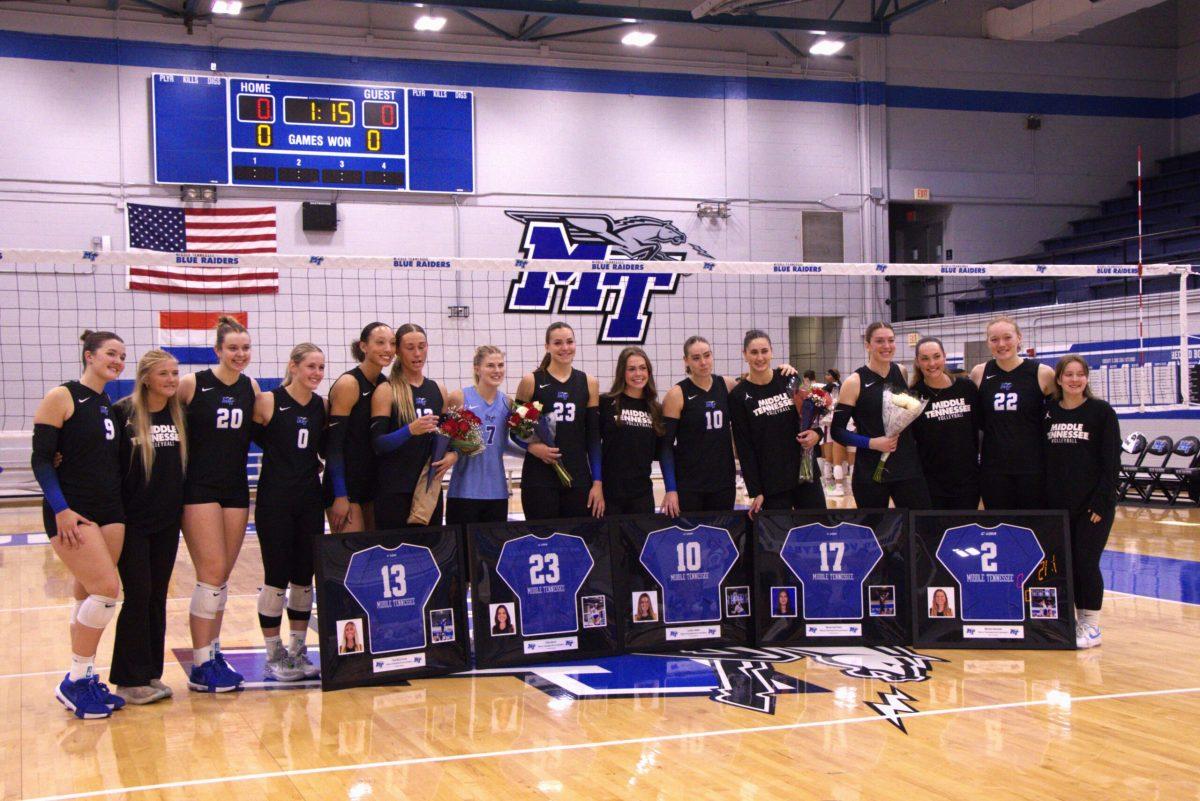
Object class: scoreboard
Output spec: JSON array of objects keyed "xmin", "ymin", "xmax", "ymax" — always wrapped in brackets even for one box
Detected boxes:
[{"xmin": 152, "ymin": 73, "xmax": 474, "ymax": 194}]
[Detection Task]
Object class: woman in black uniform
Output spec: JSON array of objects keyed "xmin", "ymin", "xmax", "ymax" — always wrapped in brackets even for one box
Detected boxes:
[
  {"xmin": 110, "ymin": 349, "xmax": 187, "ymax": 705},
  {"xmin": 969, "ymin": 315, "xmax": 1055, "ymax": 509},
  {"xmin": 910, "ymin": 337, "xmax": 981, "ymax": 510},
  {"xmin": 598, "ymin": 347, "xmax": 664, "ymax": 515},
  {"xmin": 32, "ymin": 330, "xmax": 127, "ymax": 718},
  {"xmin": 370, "ymin": 323, "xmax": 457, "ymax": 528},
  {"xmin": 1044, "ymin": 356, "xmax": 1121, "ymax": 649},
  {"xmin": 178, "ymin": 315, "xmax": 260, "ymax": 693},
  {"xmin": 832, "ymin": 322, "xmax": 930, "ymax": 510},
  {"xmin": 253, "ymin": 343, "xmax": 327, "ymax": 681},
  {"xmin": 513, "ymin": 322, "xmax": 604, "ymax": 519},
  {"xmin": 324, "ymin": 322, "xmax": 394, "ymax": 534},
  {"xmin": 728, "ymin": 330, "xmax": 825, "ymax": 518},
  {"xmin": 659, "ymin": 336, "xmax": 736, "ymax": 516}
]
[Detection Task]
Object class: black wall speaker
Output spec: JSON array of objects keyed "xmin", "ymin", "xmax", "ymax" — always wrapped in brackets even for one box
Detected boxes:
[{"xmin": 302, "ymin": 202, "xmax": 338, "ymax": 232}]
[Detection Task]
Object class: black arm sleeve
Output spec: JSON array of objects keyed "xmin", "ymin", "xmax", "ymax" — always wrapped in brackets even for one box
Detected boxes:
[
  {"xmin": 325, "ymin": 415, "xmax": 349, "ymax": 497},
  {"xmin": 659, "ymin": 417, "xmax": 679, "ymax": 492},
  {"xmin": 728, "ymin": 393, "xmax": 763, "ymax": 498},
  {"xmin": 1089, "ymin": 404, "xmax": 1122, "ymax": 517}
]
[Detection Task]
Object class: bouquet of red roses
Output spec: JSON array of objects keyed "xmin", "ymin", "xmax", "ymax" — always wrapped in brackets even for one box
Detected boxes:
[
  {"xmin": 507, "ymin": 400, "xmax": 572, "ymax": 487},
  {"xmin": 439, "ymin": 407, "xmax": 485, "ymax": 456},
  {"xmin": 788, "ymin": 378, "xmax": 834, "ymax": 483}
]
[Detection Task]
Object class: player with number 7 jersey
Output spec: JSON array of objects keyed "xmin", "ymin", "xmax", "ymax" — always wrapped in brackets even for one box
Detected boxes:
[{"xmin": 496, "ymin": 533, "xmax": 594, "ymax": 637}]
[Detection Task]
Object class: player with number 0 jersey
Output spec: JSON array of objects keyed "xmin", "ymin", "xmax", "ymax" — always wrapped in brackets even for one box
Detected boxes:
[
  {"xmin": 252, "ymin": 344, "xmax": 327, "ymax": 682},
  {"xmin": 177, "ymin": 315, "xmax": 260, "ymax": 693},
  {"xmin": 971, "ymin": 315, "xmax": 1055, "ymax": 509}
]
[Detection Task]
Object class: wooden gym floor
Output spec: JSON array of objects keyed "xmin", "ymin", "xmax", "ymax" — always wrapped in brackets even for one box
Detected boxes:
[{"xmin": 0, "ymin": 499, "xmax": 1197, "ymax": 801}]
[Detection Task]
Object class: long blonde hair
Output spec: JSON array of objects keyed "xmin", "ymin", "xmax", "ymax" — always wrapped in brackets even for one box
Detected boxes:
[
  {"xmin": 126, "ymin": 349, "xmax": 187, "ymax": 482},
  {"xmin": 281, "ymin": 342, "xmax": 323, "ymax": 388},
  {"xmin": 388, "ymin": 323, "xmax": 427, "ymax": 424}
]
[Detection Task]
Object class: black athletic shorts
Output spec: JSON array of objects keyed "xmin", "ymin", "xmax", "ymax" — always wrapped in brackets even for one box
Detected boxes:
[
  {"xmin": 43, "ymin": 500, "xmax": 124, "ymax": 538},
  {"xmin": 183, "ymin": 482, "xmax": 250, "ymax": 509}
]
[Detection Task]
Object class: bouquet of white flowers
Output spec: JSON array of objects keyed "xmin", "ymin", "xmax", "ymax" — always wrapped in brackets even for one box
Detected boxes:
[{"xmin": 873, "ymin": 387, "xmax": 928, "ymax": 482}]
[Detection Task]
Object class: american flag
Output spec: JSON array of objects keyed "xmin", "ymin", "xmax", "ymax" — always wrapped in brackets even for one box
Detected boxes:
[{"xmin": 126, "ymin": 203, "xmax": 279, "ymax": 295}]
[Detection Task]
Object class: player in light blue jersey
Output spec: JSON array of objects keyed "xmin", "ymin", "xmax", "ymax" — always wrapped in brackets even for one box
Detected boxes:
[{"xmin": 447, "ymin": 345, "xmax": 516, "ymax": 525}]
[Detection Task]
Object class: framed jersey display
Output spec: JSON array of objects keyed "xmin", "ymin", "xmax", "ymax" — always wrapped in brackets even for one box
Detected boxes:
[
  {"xmin": 910, "ymin": 511, "xmax": 1075, "ymax": 649},
  {"xmin": 754, "ymin": 510, "xmax": 911, "ymax": 646},
  {"xmin": 315, "ymin": 526, "xmax": 470, "ymax": 690},
  {"xmin": 613, "ymin": 512, "xmax": 751, "ymax": 652},
  {"xmin": 469, "ymin": 518, "xmax": 620, "ymax": 668}
]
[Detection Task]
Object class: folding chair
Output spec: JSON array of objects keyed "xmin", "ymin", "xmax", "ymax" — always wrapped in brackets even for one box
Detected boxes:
[
  {"xmin": 1154, "ymin": 436, "xmax": 1200, "ymax": 506},
  {"xmin": 1117, "ymin": 431, "xmax": 1148, "ymax": 502},
  {"xmin": 1131, "ymin": 435, "xmax": 1174, "ymax": 502}
]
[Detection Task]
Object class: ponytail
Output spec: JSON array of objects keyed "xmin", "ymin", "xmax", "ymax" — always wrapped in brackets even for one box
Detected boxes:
[
  {"xmin": 351, "ymin": 321, "xmax": 390, "ymax": 363},
  {"xmin": 388, "ymin": 323, "xmax": 426, "ymax": 423},
  {"xmin": 281, "ymin": 342, "xmax": 323, "ymax": 388}
]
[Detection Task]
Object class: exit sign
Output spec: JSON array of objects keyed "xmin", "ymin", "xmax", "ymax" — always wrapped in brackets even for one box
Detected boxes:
[{"xmin": 914, "ymin": 187, "xmax": 931, "ymax": 200}]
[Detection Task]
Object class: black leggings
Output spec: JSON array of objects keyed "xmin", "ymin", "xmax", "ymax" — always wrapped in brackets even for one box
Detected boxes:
[
  {"xmin": 929, "ymin": 486, "xmax": 981, "ymax": 511},
  {"xmin": 375, "ymin": 491, "xmax": 444, "ymax": 529},
  {"xmin": 606, "ymin": 491, "xmax": 655, "ymax": 516},
  {"xmin": 255, "ymin": 497, "xmax": 323, "ymax": 590},
  {"xmin": 851, "ymin": 473, "xmax": 931, "ymax": 510},
  {"xmin": 446, "ymin": 497, "xmax": 509, "ymax": 525},
  {"xmin": 1071, "ymin": 507, "xmax": 1114, "ymax": 611},
  {"xmin": 980, "ymin": 471, "xmax": 1045, "ymax": 510},
  {"xmin": 677, "ymin": 487, "xmax": 737, "ymax": 514},
  {"xmin": 762, "ymin": 482, "xmax": 827, "ymax": 511},
  {"xmin": 521, "ymin": 484, "xmax": 590, "ymax": 521},
  {"xmin": 110, "ymin": 521, "xmax": 179, "ymax": 686}
]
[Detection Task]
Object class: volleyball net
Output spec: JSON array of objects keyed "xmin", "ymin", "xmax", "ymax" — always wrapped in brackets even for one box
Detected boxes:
[{"xmin": 0, "ymin": 248, "xmax": 1195, "ymax": 495}]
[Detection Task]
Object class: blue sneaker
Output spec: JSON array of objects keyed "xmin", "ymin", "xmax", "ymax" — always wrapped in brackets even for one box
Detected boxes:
[
  {"xmin": 56, "ymin": 674, "xmax": 113, "ymax": 719},
  {"xmin": 213, "ymin": 651, "xmax": 245, "ymax": 687},
  {"xmin": 93, "ymin": 678, "xmax": 126, "ymax": 711},
  {"xmin": 187, "ymin": 658, "xmax": 242, "ymax": 693}
]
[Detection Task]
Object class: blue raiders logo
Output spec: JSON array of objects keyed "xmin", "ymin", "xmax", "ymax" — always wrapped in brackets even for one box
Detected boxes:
[
  {"xmin": 503, "ymin": 211, "xmax": 713, "ymax": 345},
  {"xmin": 456, "ymin": 645, "xmax": 942, "ymax": 728}
]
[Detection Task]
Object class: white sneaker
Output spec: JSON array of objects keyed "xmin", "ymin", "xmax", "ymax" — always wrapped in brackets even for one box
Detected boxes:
[
  {"xmin": 1076, "ymin": 623, "xmax": 1101, "ymax": 649},
  {"xmin": 265, "ymin": 645, "xmax": 306, "ymax": 682},
  {"xmin": 290, "ymin": 644, "xmax": 320, "ymax": 679}
]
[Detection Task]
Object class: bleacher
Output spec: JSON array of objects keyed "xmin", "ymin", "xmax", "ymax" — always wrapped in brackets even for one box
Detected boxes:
[{"xmin": 954, "ymin": 149, "xmax": 1200, "ymax": 316}]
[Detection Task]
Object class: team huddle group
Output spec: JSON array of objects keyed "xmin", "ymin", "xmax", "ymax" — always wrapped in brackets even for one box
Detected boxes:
[{"xmin": 31, "ymin": 313, "xmax": 1121, "ymax": 719}]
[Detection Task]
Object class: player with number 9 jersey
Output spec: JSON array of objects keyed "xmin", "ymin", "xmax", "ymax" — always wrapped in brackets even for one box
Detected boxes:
[
  {"xmin": 345, "ymin": 544, "xmax": 441, "ymax": 653},
  {"xmin": 936, "ymin": 523, "xmax": 1045, "ymax": 622},
  {"xmin": 495, "ymin": 533, "xmax": 594, "ymax": 636},
  {"xmin": 639, "ymin": 525, "xmax": 738, "ymax": 623},
  {"xmin": 781, "ymin": 522, "xmax": 883, "ymax": 620}
]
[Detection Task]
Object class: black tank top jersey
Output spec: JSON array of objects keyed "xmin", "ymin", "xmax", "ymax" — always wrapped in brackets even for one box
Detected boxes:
[
  {"xmin": 322, "ymin": 367, "xmax": 386, "ymax": 502},
  {"xmin": 674, "ymin": 376, "xmax": 735, "ymax": 493},
  {"xmin": 258, "ymin": 387, "xmax": 325, "ymax": 500},
  {"xmin": 185, "ymin": 369, "xmax": 255, "ymax": 493},
  {"xmin": 599, "ymin": 394, "xmax": 658, "ymax": 501},
  {"xmin": 56, "ymin": 381, "xmax": 121, "ymax": 509},
  {"xmin": 910, "ymin": 377, "xmax": 980, "ymax": 492},
  {"xmin": 521, "ymin": 368, "xmax": 591, "ymax": 489},
  {"xmin": 375, "ymin": 378, "xmax": 444, "ymax": 495},
  {"xmin": 978, "ymin": 359, "xmax": 1047, "ymax": 474},
  {"xmin": 728, "ymin": 370, "xmax": 801, "ymax": 498},
  {"xmin": 114, "ymin": 400, "xmax": 183, "ymax": 531},
  {"xmin": 849, "ymin": 364, "xmax": 921, "ymax": 481}
]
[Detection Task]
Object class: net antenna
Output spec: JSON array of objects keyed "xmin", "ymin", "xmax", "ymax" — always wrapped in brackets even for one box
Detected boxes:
[{"xmin": 1137, "ymin": 144, "xmax": 1145, "ymax": 411}]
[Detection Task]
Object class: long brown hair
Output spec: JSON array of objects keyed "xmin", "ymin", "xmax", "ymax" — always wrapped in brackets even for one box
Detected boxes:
[
  {"xmin": 910, "ymin": 336, "xmax": 945, "ymax": 387},
  {"xmin": 80, "ymin": 329, "xmax": 123, "ymax": 369},
  {"xmin": 388, "ymin": 323, "xmax": 427, "ymax": 424},
  {"xmin": 281, "ymin": 343, "xmax": 323, "ymax": 388},
  {"xmin": 125, "ymin": 349, "xmax": 187, "ymax": 481},
  {"xmin": 538, "ymin": 322, "xmax": 574, "ymax": 372},
  {"xmin": 1053, "ymin": 355, "xmax": 1093, "ymax": 401},
  {"xmin": 604, "ymin": 346, "xmax": 664, "ymax": 435}
]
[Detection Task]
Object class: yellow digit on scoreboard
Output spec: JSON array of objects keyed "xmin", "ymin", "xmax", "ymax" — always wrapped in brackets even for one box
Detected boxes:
[
  {"xmin": 337, "ymin": 101, "xmax": 352, "ymax": 125},
  {"xmin": 367, "ymin": 128, "xmax": 380, "ymax": 152},
  {"xmin": 256, "ymin": 123, "xmax": 272, "ymax": 147}
]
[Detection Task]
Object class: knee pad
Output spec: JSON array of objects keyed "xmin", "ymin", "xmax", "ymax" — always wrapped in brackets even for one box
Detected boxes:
[
  {"xmin": 257, "ymin": 585, "xmax": 286, "ymax": 628},
  {"xmin": 190, "ymin": 581, "xmax": 223, "ymax": 620},
  {"xmin": 286, "ymin": 583, "xmax": 314, "ymax": 621},
  {"xmin": 76, "ymin": 595, "xmax": 118, "ymax": 629},
  {"xmin": 70, "ymin": 599, "xmax": 84, "ymax": 626},
  {"xmin": 215, "ymin": 583, "xmax": 230, "ymax": 614}
]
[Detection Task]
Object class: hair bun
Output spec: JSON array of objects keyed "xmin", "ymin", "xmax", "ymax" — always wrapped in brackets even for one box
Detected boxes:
[
  {"xmin": 80, "ymin": 329, "xmax": 94, "ymax": 342},
  {"xmin": 216, "ymin": 315, "xmax": 237, "ymax": 326}
]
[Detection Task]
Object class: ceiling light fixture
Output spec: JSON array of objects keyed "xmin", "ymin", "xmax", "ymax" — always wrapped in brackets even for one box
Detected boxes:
[
  {"xmin": 211, "ymin": 0, "xmax": 243, "ymax": 14},
  {"xmin": 414, "ymin": 15, "xmax": 447, "ymax": 31},
  {"xmin": 810, "ymin": 38, "xmax": 845, "ymax": 56},
  {"xmin": 621, "ymin": 30, "xmax": 656, "ymax": 47}
]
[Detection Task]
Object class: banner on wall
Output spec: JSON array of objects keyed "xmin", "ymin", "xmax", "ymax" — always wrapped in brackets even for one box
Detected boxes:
[
  {"xmin": 316, "ymin": 527, "xmax": 470, "ymax": 690},
  {"xmin": 612, "ymin": 512, "xmax": 752, "ymax": 652},
  {"xmin": 469, "ymin": 518, "xmax": 620, "ymax": 668},
  {"xmin": 909, "ymin": 511, "xmax": 1075, "ymax": 649},
  {"xmin": 754, "ymin": 510, "xmax": 911, "ymax": 646}
]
